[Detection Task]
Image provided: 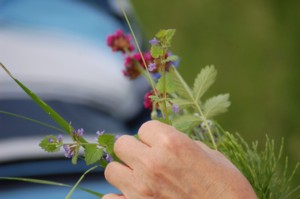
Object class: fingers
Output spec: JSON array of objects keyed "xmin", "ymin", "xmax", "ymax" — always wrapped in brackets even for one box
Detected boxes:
[
  {"xmin": 102, "ymin": 193, "xmax": 126, "ymax": 199},
  {"xmin": 104, "ymin": 161, "xmax": 133, "ymax": 192},
  {"xmin": 138, "ymin": 120, "xmax": 178, "ymax": 147},
  {"xmin": 114, "ymin": 135, "xmax": 148, "ymax": 168},
  {"xmin": 194, "ymin": 140, "xmax": 212, "ymax": 152}
]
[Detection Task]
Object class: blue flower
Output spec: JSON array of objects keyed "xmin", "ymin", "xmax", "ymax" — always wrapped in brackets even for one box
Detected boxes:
[
  {"xmin": 148, "ymin": 63, "xmax": 157, "ymax": 72},
  {"xmin": 149, "ymin": 38, "xmax": 159, "ymax": 45},
  {"xmin": 63, "ymin": 144, "xmax": 75, "ymax": 158},
  {"xmin": 172, "ymin": 104, "xmax": 180, "ymax": 113},
  {"xmin": 57, "ymin": 134, "xmax": 63, "ymax": 142},
  {"xmin": 103, "ymin": 153, "xmax": 113, "ymax": 163},
  {"xmin": 73, "ymin": 128, "xmax": 84, "ymax": 137}
]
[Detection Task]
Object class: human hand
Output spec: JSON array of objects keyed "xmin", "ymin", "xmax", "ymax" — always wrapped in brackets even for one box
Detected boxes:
[{"xmin": 103, "ymin": 120, "xmax": 257, "ymax": 199}]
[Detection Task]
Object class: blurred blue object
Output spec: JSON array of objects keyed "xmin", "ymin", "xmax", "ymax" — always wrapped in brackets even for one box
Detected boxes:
[{"xmin": 0, "ymin": 0, "xmax": 149, "ymax": 198}]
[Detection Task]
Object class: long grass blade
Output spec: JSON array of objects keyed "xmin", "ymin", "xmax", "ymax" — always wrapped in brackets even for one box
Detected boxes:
[
  {"xmin": 0, "ymin": 177, "xmax": 103, "ymax": 198},
  {"xmin": 0, "ymin": 110, "xmax": 65, "ymax": 133},
  {"xmin": 0, "ymin": 63, "xmax": 72, "ymax": 135},
  {"xmin": 65, "ymin": 165, "xmax": 99, "ymax": 199}
]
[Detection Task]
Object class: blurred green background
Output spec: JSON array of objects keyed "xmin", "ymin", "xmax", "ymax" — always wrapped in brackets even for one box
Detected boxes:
[{"xmin": 131, "ymin": 0, "xmax": 300, "ymax": 185}]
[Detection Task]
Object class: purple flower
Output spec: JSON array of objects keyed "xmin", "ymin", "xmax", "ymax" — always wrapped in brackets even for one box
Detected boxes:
[
  {"xmin": 96, "ymin": 130, "xmax": 105, "ymax": 137},
  {"xmin": 73, "ymin": 128, "xmax": 84, "ymax": 137},
  {"xmin": 149, "ymin": 38, "xmax": 159, "ymax": 45},
  {"xmin": 63, "ymin": 144, "xmax": 75, "ymax": 158},
  {"xmin": 148, "ymin": 63, "xmax": 157, "ymax": 72},
  {"xmin": 48, "ymin": 138, "xmax": 54, "ymax": 143},
  {"xmin": 57, "ymin": 134, "xmax": 63, "ymax": 142},
  {"xmin": 172, "ymin": 104, "xmax": 180, "ymax": 113},
  {"xmin": 115, "ymin": 134, "xmax": 121, "ymax": 141},
  {"xmin": 103, "ymin": 153, "xmax": 113, "ymax": 163}
]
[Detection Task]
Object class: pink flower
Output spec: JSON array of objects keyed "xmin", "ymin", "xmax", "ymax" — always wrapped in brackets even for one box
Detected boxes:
[
  {"xmin": 122, "ymin": 52, "xmax": 154, "ymax": 80},
  {"xmin": 106, "ymin": 29, "xmax": 134, "ymax": 53},
  {"xmin": 144, "ymin": 90, "xmax": 154, "ymax": 110}
]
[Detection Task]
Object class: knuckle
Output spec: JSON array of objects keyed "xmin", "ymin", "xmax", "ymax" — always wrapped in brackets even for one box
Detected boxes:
[
  {"xmin": 104, "ymin": 162, "xmax": 117, "ymax": 182},
  {"xmin": 160, "ymin": 131, "xmax": 182, "ymax": 150},
  {"xmin": 114, "ymin": 135, "xmax": 130, "ymax": 154},
  {"xmin": 138, "ymin": 120, "xmax": 157, "ymax": 135},
  {"xmin": 142, "ymin": 157, "xmax": 164, "ymax": 177},
  {"xmin": 137, "ymin": 183, "xmax": 154, "ymax": 197}
]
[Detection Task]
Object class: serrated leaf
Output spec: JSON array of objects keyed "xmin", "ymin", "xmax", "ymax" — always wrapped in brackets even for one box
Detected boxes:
[
  {"xmin": 39, "ymin": 135, "xmax": 61, "ymax": 152},
  {"xmin": 84, "ymin": 144, "xmax": 103, "ymax": 165},
  {"xmin": 98, "ymin": 134, "xmax": 115, "ymax": 154},
  {"xmin": 156, "ymin": 29, "xmax": 176, "ymax": 47},
  {"xmin": 172, "ymin": 114, "xmax": 203, "ymax": 133},
  {"xmin": 171, "ymin": 98, "xmax": 194, "ymax": 109},
  {"xmin": 151, "ymin": 45, "xmax": 164, "ymax": 58},
  {"xmin": 193, "ymin": 65, "xmax": 217, "ymax": 101},
  {"xmin": 156, "ymin": 73, "xmax": 176, "ymax": 94},
  {"xmin": 168, "ymin": 66, "xmax": 193, "ymax": 100},
  {"xmin": 203, "ymin": 94, "xmax": 231, "ymax": 118},
  {"xmin": 162, "ymin": 55, "xmax": 178, "ymax": 63}
]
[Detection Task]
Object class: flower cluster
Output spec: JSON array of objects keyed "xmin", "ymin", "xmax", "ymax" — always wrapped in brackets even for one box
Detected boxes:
[
  {"xmin": 107, "ymin": 29, "xmax": 179, "ymax": 110},
  {"xmin": 106, "ymin": 29, "xmax": 134, "ymax": 53}
]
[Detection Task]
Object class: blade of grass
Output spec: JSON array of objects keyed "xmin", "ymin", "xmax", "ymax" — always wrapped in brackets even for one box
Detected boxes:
[
  {"xmin": 0, "ymin": 110, "xmax": 65, "ymax": 133},
  {"xmin": 65, "ymin": 165, "xmax": 99, "ymax": 199},
  {"xmin": 0, "ymin": 63, "xmax": 72, "ymax": 136},
  {"xmin": 0, "ymin": 177, "xmax": 103, "ymax": 198}
]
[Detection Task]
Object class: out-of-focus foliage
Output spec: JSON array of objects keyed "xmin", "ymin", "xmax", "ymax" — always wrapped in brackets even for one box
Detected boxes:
[{"xmin": 131, "ymin": 0, "xmax": 300, "ymax": 186}]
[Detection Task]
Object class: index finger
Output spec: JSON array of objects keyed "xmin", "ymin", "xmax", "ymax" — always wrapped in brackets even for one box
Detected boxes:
[{"xmin": 137, "ymin": 120, "xmax": 180, "ymax": 147}]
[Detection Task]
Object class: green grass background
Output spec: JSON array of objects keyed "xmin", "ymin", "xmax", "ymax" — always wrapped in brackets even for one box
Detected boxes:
[{"xmin": 131, "ymin": 0, "xmax": 300, "ymax": 186}]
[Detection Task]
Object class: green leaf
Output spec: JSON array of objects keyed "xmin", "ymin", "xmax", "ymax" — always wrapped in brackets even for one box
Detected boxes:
[
  {"xmin": 162, "ymin": 55, "xmax": 179, "ymax": 63},
  {"xmin": 151, "ymin": 45, "xmax": 164, "ymax": 58},
  {"xmin": 0, "ymin": 63, "xmax": 73, "ymax": 136},
  {"xmin": 98, "ymin": 134, "xmax": 115, "ymax": 154},
  {"xmin": 172, "ymin": 114, "xmax": 203, "ymax": 133},
  {"xmin": 203, "ymin": 94, "xmax": 231, "ymax": 118},
  {"xmin": 39, "ymin": 135, "xmax": 62, "ymax": 152},
  {"xmin": 168, "ymin": 66, "xmax": 194, "ymax": 100},
  {"xmin": 171, "ymin": 98, "xmax": 194, "ymax": 109},
  {"xmin": 84, "ymin": 144, "xmax": 103, "ymax": 165},
  {"xmin": 156, "ymin": 72, "xmax": 176, "ymax": 94},
  {"xmin": 0, "ymin": 177, "xmax": 103, "ymax": 198},
  {"xmin": 156, "ymin": 29, "xmax": 176, "ymax": 47},
  {"xmin": 193, "ymin": 65, "xmax": 217, "ymax": 101}
]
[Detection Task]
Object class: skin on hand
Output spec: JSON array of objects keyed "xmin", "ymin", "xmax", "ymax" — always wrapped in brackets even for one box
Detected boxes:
[{"xmin": 103, "ymin": 120, "xmax": 258, "ymax": 199}]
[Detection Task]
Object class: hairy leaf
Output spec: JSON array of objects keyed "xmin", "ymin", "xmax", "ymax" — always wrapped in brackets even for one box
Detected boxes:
[
  {"xmin": 162, "ymin": 55, "xmax": 178, "ymax": 63},
  {"xmin": 173, "ymin": 114, "xmax": 203, "ymax": 133},
  {"xmin": 171, "ymin": 98, "xmax": 194, "ymax": 109},
  {"xmin": 84, "ymin": 144, "xmax": 103, "ymax": 166},
  {"xmin": 156, "ymin": 29, "xmax": 176, "ymax": 47},
  {"xmin": 39, "ymin": 135, "xmax": 62, "ymax": 152},
  {"xmin": 156, "ymin": 72, "xmax": 176, "ymax": 94},
  {"xmin": 151, "ymin": 45, "xmax": 164, "ymax": 59},
  {"xmin": 168, "ymin": 67, "xmax": 193, "ymax": 100},
  {"xmin": 98, "ymin": 134, "xmax": 115, "ymax": 154},
  {"xmin": 193, "ymin": 65, "xmax": 217, "ymax": 101},
  {"xmin": 203, "ymin": 94, "xmax": 230, "ymax": 118}
]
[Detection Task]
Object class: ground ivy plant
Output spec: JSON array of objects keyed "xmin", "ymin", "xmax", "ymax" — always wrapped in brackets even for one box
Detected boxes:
[{"xmin": 0, "ymin": 0, "xmax": 299, "ymax": 198}]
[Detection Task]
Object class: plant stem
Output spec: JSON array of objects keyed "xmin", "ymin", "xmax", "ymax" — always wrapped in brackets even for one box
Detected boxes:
[{"xmin": 117, "ymin": 0, "xmax": 156, "ymax": 92}]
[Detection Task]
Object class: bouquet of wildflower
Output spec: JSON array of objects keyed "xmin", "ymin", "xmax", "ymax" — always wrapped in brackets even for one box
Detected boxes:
[{"xmin": 0, "ymin": 1, "xmax": 299, "ymax": 199}]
